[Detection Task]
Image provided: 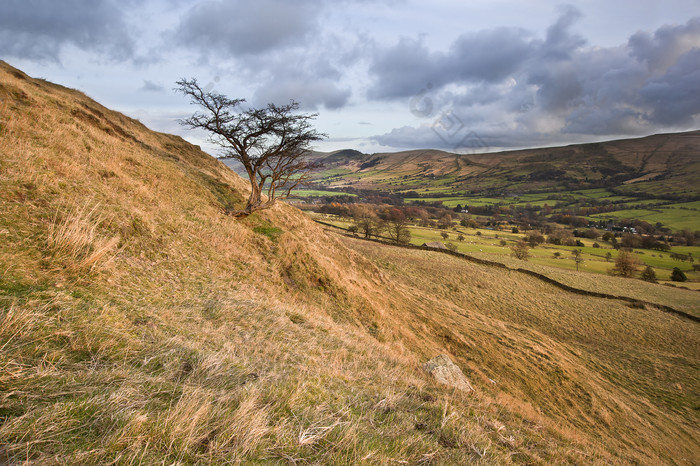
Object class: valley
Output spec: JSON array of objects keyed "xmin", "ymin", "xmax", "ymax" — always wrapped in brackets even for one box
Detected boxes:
[
  {"xmin": 1, "ymin": 62, "xmax": 699, "ymax": 464},
  {"xmin": 276, "ymin": 132, "xmax": 700, "ymax": 292}
]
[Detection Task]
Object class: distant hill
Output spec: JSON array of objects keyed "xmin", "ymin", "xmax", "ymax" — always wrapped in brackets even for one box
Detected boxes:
[
  {"xmin": 1, "ymin": 61, "xmax": 698, "ymax": 464},
  {"xmin": 309, "ymin": 131, "xmax": 700, "ymax": 198}
]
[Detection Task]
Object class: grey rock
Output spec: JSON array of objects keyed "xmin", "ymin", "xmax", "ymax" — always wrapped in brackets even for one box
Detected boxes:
[{"xmin": 422, "ymin": 354, "xmax": 474, "ymax": 392}]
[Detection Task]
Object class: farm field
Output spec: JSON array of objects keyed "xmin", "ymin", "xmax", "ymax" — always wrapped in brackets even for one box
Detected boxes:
[
  {"xmin": 291, "ymin": 189, "xmax": 357, "ymax": 198},
  {"xmin": 310, "ymin": 213, "xmax": 700, "ymax": 299},
  {"xmin": 588, "ymin": 205, "xmax": 700, "ymax": 232},
  {"xmin": 301, "ymin": 132, "xmax": 700, "ymax": 234},
  {"xmin": 296, "ymin": 188, "xmax": 700, "ymax": 232}
]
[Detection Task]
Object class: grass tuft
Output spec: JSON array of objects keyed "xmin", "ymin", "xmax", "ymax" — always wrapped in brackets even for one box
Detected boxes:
[{"xmin": 47, "ymin": 202, "xmax": 119, "ymax": 273}]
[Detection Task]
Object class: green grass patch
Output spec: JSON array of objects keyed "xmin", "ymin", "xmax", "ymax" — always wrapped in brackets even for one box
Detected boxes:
[
  {"xmin": 253, "ymin": 224, "xmax": 284, "ymax": 242},
  {"xmin": 291, "ymin": 189, "xmax": 357, "ymax": 198},
  {"xmin": 589, "ymin": 206, "xmax": 700, "ymax": 232}
]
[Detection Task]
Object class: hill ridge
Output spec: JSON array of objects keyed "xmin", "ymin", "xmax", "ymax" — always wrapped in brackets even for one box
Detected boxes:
[{"xmin": 309, "ymin": 130, "xmax": 700, "ymax": 198}]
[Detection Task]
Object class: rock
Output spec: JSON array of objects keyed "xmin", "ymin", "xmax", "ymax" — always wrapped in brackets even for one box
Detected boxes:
[
  {"xmin": 422, "ymin": 241, "xmax": 448, "ymax": 250},
  {"xmin": 422, "ymin": 354, "xmax": 474, "ymax": 392}
]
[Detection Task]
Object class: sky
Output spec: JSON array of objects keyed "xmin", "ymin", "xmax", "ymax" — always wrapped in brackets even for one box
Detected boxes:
[{"xmin": 1, "ymin": 0, "xmax": 699, "ymax": 155}]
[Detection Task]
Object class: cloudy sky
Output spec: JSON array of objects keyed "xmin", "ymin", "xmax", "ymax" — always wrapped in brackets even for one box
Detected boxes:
[{"xmin": 2, "ymin": 0, "xmax": 699, "ymax": 154}]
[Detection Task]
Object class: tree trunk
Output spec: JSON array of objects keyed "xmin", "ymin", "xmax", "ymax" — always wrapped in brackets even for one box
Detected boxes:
[{"xmin": 226, "ymin": 172, "xmax": 274, "ymax": 218}]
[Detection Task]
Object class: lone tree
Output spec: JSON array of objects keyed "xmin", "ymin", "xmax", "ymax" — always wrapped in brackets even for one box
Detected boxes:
[
  {"xmin": 571, "ymin": 249, "xmax": 584, "ymax": 271},
  {"xmin": 386, "ymin": 209, "xmax": 411, "ymax": 245},
  {"xmin": 176, "ymin": 78, "xmax": 326, "ymax": 218},
  {"xmin": 641, "ymin": 265, "xmax": 658, "ymax": 283},
  {"xmin": 671, "ymin": 267, "xmax": 688, "ymax": 282},
  {"xmin": 611, "ymin": 250, "xmax": 640, "ymax": 277},
  {"xmin": 510, "ymin": 241, "xmax": 530, "ymax": 261},
  {"xmin": 353, "ymin": 207, "xmax": 383, "ymax": 240}
]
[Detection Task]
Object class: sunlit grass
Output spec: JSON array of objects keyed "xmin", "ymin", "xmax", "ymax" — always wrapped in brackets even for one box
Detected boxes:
[{"xmin": 1, "ymin": 62, "xmax": 698, "ymax": 465}]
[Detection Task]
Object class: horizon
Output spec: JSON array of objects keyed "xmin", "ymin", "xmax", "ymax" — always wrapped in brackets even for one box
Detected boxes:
[{"xmin": 308, "ymin": 127, "xmax": 700, "ymax": 157}]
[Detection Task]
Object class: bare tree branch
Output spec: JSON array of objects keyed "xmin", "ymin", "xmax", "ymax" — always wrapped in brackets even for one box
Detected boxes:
[{"xmin": 175, "ymin": 78, "xmax": 326, "ymax": 218}]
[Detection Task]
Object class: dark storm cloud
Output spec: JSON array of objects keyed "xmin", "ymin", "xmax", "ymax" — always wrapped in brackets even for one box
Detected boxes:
[
  {"xmin": 174, "ymin": 0, "xmax": 319, "ymax": 57},
  {"xmin": 252, "ymin": 77, "xmax": 351, "ymax": 110},
  {"xmin": 368, "ymin": 6, "xmax": 587, "ymax": 101},
  {"xmin": 628, "ymin": 17, "xmax": 700, "ymax": 73},
  {"xmin": 368, "ymin": 28, "xmax": 535, "ymax": 100},
  {"xmin": 371, "ymin": 10, "xmax": 700, "ymax": 149},
  {"xmin": 173, "ymin": 0, "xmax": 360, "ymax": 110},
  {"xmin": 449, "ymin": 28, "xmax": 536, "ymax": 82},
  {"xmin": 0, "ymin": 0, "xmax": 134, "ymax": 62},
  {"xmin": 368, "ymin": 37, "xmax": 443, "ymax": 99},
  {"xmin": 559, "ymin": 17, "xmax": 700, "ymax": 134},
  {"xmin": 638, "ymin": 49, "xmax": 700, "ymax": 126},
  {"xmin": 540, "ymin": 4, "xmax": 585, "ymax": 60}
]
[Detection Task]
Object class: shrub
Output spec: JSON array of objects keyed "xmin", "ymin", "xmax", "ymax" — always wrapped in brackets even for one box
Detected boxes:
[
  {"xmin": 671, "ymin": 267, "xmax": 687, "ymax": 282},
  {"xmin": 571, "ymin": 249, "xmax": 584, "ymax": 271},
  {"xmin": 510, "ymin": 241, "xmax": 530, "ymax": 261},
  {"xmin": 526, "ymin": 231, "xmax": 545, "ymax": 247},
  {"xmin": 592, "ymin": 242, "xmax": 600, "ymax": 248},
  {"xmin": 511, "ymin": 226, "xmax": 519, "ymax": 233},
  {"xmin": 438, "ymin": 214, "xmax": 452, "ymax": 229},
  {"xmin": 641, "ymin": 266, "xmax": 657, "ymax": 283},
  {"xmin": 611, "ymin": 250, "xmax": 640, "ymax": 278}
]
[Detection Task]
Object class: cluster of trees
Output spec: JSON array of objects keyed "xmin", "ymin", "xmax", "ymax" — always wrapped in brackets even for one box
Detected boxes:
[
  {"xmin": 303, "ymin": 185, "xmax": 699, "ymax": 248},
  {"xmin": 613, "ymin": 251, "xmax": 689, "ymax": 283},
  {"xmin": 316, "ymin": 202, "xmax": 467, "ymax": 232},
  {"xmin": 346, "ymin": 206, "xmax": 412, "ymax": 244},
  {"xmin": 670, "ymin": 252, "xmax": 694, "ymax": 262},
  {"xmin": 517, "ymin": 227, "xmax": 683, "ymax": 253}
]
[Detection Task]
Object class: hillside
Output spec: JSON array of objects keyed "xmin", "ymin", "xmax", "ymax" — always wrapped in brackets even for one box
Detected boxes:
[
  {"xmin": 309, "ymin": 131, "xmax": 700, "ymax": 199},
  {"xmin": 1, "ymin": 62, "xmax": 699, "ymax": 464}
]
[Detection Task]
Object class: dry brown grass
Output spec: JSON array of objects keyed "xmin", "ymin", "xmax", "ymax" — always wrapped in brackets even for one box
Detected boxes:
[
  {"xmin": 47, "ymin": 202, "xmax": 119, "ymax": 273},
  {"xmin": 341, "ymin": 238, "xmax": 700, "ymax": 463},
  {"xmin": 1, "ymin": 61, "xmax": 697, "ymax": 464}
]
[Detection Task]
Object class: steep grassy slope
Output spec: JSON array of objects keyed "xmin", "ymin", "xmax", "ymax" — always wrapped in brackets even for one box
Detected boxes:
[
  {"xmin": 309, "ymin": 131, "xmax": 700, "ymax": 198},
  {"xmin": 343, "ymin": 239, "xmax": 699, "ymax": 463},
  {"xmin": 1, "ymin": 62, "xmax": 698, "ymax": 464}
]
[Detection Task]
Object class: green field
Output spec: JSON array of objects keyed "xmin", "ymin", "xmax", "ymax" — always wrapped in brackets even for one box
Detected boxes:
[
  {"xmin": 400, "ymin": 190, "xmax": 700, "ymax": 232},
  {"xmin": 290, "ymin": 189, "xmax": 357, "ymax": 198},
  {"xmin": 311, "ymin": 213, "xmax": 700, "ymax": 292},
  {"xmin": 589, "ymin": 205, "xmax": 700, "ymax": 231}
]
